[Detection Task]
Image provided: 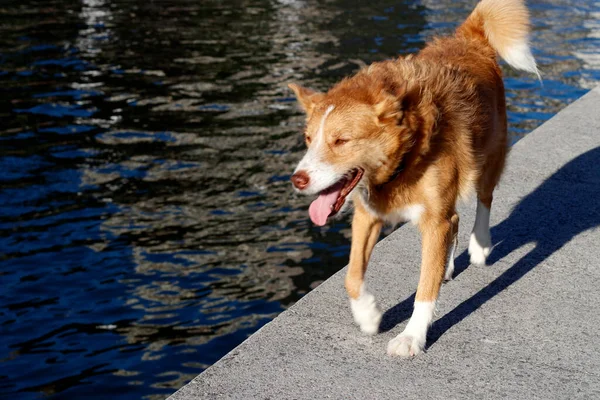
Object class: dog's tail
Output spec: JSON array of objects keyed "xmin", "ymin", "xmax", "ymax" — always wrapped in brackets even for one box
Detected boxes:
[{"xmin": 459, "ymin": 0, "xmax": 540, "ymax": 79}]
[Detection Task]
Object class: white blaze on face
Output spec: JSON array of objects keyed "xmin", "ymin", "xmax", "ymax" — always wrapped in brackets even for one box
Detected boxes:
[{"xmin": 294, "ymin": 105, "xmax": 344, "ymax": 195}]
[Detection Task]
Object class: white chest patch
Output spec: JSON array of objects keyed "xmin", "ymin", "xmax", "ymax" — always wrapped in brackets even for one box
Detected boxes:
[
  {"xmin": 358, "ymin": 191, "xmax": 424, "ymax": 226},
  {"xmin": 360, "ymin": 197, "xmax": 425, "ymax": 226},
  {"xmin": 387, "ymin": 204, "xmax": 425, "ymax": 225},
  {"xmin": 369, "ymin": 204, "xmax": 425, "ymax": 225}
]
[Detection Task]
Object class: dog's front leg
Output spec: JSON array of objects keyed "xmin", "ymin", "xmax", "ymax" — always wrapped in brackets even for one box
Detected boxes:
[
  {"xmin": 345, "ymin": 200, "xmax": 383, "ymax": 335},
  {"xmin": 387, "ymin": 215, "xmax": 451, "ymax": 357}
]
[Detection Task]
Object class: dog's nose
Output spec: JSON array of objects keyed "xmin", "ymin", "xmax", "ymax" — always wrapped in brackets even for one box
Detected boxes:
[{"xmin": 291, "ymin": 171, "xmax": 310, "ymax": 190}]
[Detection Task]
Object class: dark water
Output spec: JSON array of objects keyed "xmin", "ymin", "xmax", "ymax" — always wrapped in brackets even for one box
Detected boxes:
[{"xmin": 0, "ymin": 0, "xmax": 598, "ymax": 398}]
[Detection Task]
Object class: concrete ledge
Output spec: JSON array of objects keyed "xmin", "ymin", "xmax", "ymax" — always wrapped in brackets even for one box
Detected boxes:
[{"xmin": 169, "ymin": 86, "xmax": 600, "ymax": 399}]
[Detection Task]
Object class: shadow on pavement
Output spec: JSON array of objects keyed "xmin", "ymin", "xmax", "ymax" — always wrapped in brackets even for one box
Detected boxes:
[{"xmin": 379, "ymin": 147, "xmax": 600, "ymax": 346}]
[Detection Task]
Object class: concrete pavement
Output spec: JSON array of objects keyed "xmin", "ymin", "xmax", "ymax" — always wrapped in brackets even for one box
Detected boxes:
[{"xmin": 168, "ymin": 86, "xmax": 600, "ymax": 399}]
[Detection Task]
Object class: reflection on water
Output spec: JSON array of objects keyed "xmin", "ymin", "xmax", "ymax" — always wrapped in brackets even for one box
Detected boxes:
[{"xmin": 0, "ymin": 0, "xmax": 598, "ymax": 398}]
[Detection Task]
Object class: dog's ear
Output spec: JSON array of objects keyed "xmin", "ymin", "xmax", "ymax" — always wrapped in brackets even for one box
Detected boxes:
[
  {"xmin": 374, "ymin": 94, "xmax": 401, "ymax": 123},
  {"xmin": 288, "ymin": 83, "xmax": 324, "ymax": 115},
  {"xmin": 374, "ymin": 82, "xmax": 408, "ymax": 124}
]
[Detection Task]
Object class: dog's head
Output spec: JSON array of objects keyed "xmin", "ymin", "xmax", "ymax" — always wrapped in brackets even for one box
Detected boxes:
[{"xmin": 288, "ymin": 74, "xmax": 437, "ymax": 226}]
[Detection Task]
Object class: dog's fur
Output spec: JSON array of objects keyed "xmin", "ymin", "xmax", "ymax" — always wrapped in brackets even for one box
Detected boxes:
[{"xmin": 289, "ymin": 0, "xmax": 539, "ymax": 357}]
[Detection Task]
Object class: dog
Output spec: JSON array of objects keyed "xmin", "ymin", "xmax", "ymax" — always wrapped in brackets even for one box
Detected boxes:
[{"xmin": 288, "ymin": 0, "xmax": 539, "ymax": 357}]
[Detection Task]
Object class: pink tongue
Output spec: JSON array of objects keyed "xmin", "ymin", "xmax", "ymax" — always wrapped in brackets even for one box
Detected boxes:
[{"xmin": 308, "ymin": 183, "xmax": 344, "ymax": 226}]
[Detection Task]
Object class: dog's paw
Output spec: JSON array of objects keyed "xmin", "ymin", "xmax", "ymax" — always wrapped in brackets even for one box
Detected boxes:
[
  {"xmin": 350, "ymin": 291, "xmax": 382, "ymax": 335},
  {"xmin": 444, "ymin": 259, "xmax": 455, "ymax": 282},
  {"xmin": 468, "ymin": 233, "xmax": 491, "ymax": 266},
  {"xmin": 387, "ymin": 332, "xmax": 425, "ymax": 357}
]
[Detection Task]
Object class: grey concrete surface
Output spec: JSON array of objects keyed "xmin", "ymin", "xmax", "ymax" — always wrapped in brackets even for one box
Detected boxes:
[{"xmin": 168, "ymin": 86, "xmax": 600, "ymax": 400}]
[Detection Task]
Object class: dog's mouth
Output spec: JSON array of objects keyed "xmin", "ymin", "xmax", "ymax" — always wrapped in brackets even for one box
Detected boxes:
[{"xmin": 308, "ymin": 168, "xmax": 364, "ymax": 226}]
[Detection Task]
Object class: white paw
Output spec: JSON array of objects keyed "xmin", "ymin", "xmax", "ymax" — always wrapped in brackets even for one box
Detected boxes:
[
  {"xmin": 468, "ymin": 232, "xmax": 490, "ymax": 266},
  {"xmin": 350, "ymin": 291, "xmax": 382, "ymax": 335},
  {"xmin": 444, "ymin": 258, "xmax": 455, "ymax": 281},
  {"xmin": 387, "ymin": 332, "xmax": 425, "ymax": 357}
]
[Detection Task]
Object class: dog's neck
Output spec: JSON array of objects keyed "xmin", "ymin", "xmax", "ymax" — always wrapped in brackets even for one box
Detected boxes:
[{"xmin": 384, "ymin": 157, "xmax": 406, "ymax": 185}]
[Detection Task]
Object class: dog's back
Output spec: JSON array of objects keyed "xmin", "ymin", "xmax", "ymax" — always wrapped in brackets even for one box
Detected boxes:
[{"xmin": 417, "ymin": 0, "xmax": 539, "ymax": 202}]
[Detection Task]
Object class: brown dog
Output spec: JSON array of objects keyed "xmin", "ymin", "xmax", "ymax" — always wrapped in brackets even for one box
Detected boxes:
[{"xmin": 289, "ymin": 0, "xmax": 539, "ymax": 357}]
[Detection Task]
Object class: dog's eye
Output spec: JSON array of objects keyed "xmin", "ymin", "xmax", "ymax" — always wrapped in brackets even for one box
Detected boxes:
[
  {"xmin": 305, "ymin": 135, "xmax": 312, "ymax": 145},
  {"xmin": 334, "ymin": 138, "xmax": 349, "ymax": 146}
]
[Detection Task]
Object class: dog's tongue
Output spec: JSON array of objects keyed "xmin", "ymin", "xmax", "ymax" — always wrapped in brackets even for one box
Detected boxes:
[{"xmin": 308, "ymin": 182, "xmax": 344, "ymax": 226}]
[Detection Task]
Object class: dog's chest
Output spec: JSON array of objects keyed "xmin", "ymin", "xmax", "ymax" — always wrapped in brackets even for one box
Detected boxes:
[
  {"xmin": 386, "ymin": 204, "xmax": 425, "ymax": 225},
  {"xmin": 358, "ymin": 191, "xmax": 424, "ymax": 226},
  {"xmin": 366, "ymin": 204, "xmax": 424, "ymax": 227}
]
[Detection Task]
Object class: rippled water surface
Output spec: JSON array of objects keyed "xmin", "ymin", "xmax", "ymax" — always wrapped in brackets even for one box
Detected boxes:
[{"xmin": 1, "ymin": 0, "xmax": 599, "ymax": 398}]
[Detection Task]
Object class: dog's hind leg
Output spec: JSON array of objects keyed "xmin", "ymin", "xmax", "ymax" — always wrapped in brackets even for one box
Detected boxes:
[
  {"xmin": 345, "ymin": 200, "xmax": 383, "ymax": 335},
  {"xmin": 469, "ymin": 199, "xmax": 492, "ymax": 266},
  {"xmin": 444, "ymin": 212, "xmax": 459, "ymax": 281},
  {"xmin": 469, "ymin": 160, "xmax": 504, "ymax": 265},
  {"xmin": 469, "ymin": 128, "xmax": 507, "ymax": 266}
]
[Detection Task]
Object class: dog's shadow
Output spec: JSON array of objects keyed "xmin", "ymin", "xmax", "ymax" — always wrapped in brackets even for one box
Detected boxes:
[{"xmin": 379, "ymin": 146, "xmax": 600, "ymax": 346}]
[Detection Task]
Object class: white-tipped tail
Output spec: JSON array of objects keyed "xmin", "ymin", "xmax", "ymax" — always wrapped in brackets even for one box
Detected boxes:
[{"xmin": 463, "ymin": 0, "xmax": 540, "ymax": 79}]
